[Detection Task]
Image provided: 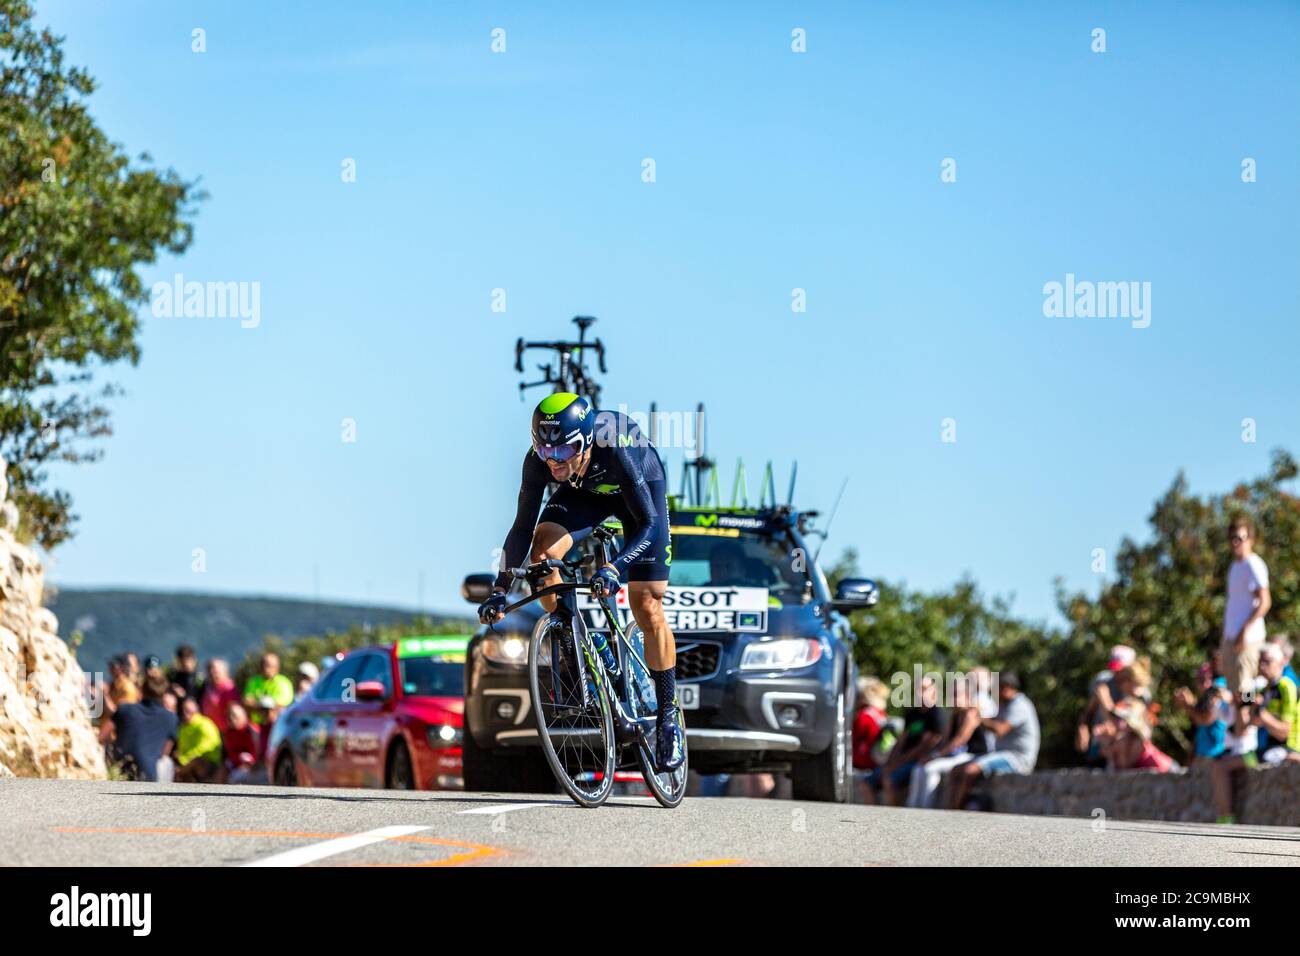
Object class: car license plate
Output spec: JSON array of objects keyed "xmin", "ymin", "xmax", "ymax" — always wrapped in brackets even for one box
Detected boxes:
[{"xmin": 679, "ymin": 684, "xmax": 700, "ymax": 710}]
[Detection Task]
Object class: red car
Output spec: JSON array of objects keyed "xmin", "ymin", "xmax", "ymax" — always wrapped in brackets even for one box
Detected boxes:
[{"xmin": 268, "ymin": 636, "xmax": 468, "ymax": 790}]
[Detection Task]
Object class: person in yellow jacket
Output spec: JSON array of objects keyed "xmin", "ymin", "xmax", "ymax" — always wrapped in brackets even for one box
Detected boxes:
[
  {"xmin": 242, "ymin": 653, "xmax": 295, "ymax": 727},
  {"xmin": 174, "ymin": 697, "xmax": 223, "ymax": 783}
]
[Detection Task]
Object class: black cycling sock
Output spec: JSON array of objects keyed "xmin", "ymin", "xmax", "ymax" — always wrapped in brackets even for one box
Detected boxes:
[{"xmin": 651, "ymin": 667, "xmax": 676, "ymax": 715}]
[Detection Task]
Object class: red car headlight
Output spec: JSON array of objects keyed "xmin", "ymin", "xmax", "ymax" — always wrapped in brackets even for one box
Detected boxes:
[{"xmin": 426, "ymin": 724, "xmax": 463, "ymax": 748}]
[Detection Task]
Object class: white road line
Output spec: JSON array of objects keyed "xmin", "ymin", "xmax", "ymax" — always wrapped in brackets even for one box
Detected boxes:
[
  {"xmin": 458, "ymin": 797, "xmax": 658, "ymax": 815},
  {"xmin": 242, "ymin": 825, "xmax": 430, "ymax": 867},
  {"xmin": 458, "ymin": 802, "xmax": 569, "ymax": 815}
]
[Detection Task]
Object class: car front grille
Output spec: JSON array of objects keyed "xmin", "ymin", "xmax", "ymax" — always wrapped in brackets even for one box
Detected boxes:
[{"xmin": 674, "ymin": 641, "xmax": 721, "ymax": 682}]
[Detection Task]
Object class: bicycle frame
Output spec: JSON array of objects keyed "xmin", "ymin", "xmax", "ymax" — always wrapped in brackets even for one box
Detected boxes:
[
  {"xmin": 574, "ymin": 527, "xmax": 658, "ymax": 739},
  {"xmin": 495, "ymin": 546, "xmax": 655, "ymax": 749}
]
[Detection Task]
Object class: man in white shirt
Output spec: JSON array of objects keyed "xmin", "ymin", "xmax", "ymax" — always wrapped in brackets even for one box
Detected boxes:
[{"xmin": 1221, "ymin": 516, "xmax": 1271, "ymax": 697}]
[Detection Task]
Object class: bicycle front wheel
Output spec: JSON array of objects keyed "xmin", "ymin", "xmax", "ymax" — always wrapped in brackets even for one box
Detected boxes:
[{"xmin": 528, "ymin": 613, "xmax": 616, "ymax": 807}]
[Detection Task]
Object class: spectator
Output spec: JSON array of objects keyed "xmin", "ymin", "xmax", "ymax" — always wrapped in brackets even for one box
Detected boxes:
[
  {"xmin": 143, "ymin": 654, "xmax": 165, "ymax": 682},
  {"xmin": 295, "ymin": 661, "xmax": 320, "ymax": 700},
  {"xmin": 1220, "ymin": 515, "xmax": 1271, "ymax": 696},
  {"xmin": 863, "ymin": 674, "xmax": 947, "ymax": 806},
  {"xmin": 1214, "ymin": 690, "xmax": 1259, "ymax": 817},
  {"xmin": 851, "ymin": 677, "xmax": 889, "ymax": 769},
  {"xmin": 1212, "ymin": 644, "xmax": 1298, "ymax": 823},
  {"xmin": 107, "ymin": 655, "xmax": 140, "ymax": 711},
  {"xmin": 1076, "ymin": 645, "xmax": 1144, "ymax": 766},
  {"xmin": 1112, "ymin": 658, "xmax": 1153, "ymax": 708},
  {"xmin": 98, "ymin": 657, "xmax": 129, "ymax": 750},
  {"xmin": 200, "ymin": 658, "xmax": 240, "ymax": 732},
  {"xmin": 1104, "ymin": 700, "xmax": 1177, "ymax": 772},
  {"xmin": 174, "ymin": 697, "xmax": 223, "ymax": 783},
  {"xmin": 970, "ymin": 666, "xmax": 1000, "ymax": 723},
  {"xmin": 1174, "ymin": 661, "xmax": 1231, "ymax": 766},
  {"xmin": 907, "ymin": 673, "xmax": 990, "ymax": 808},
  {"xmin": 255, "ymin": 697, "xmax": 283, "ymax": 763},
  {"xmin": 168, "ymin": 644, "xmax": 200, "ymax": 702},
  {"xmin": 947, "ymin": 671, "xmax": 1040, "ymax": 810},
  {"xmin": 220, "ymin": 702, "xmax": 264, "ymax": 784},
  {"xmin": 1267, "ymin": 634, "xmax": 1299, "ymax": 689},
  {"xmin": 108, "ymin": 674, "xmax": 179, "ymax": 782},
  {"xmin": 124, "ymin": 652, "xmax": 142, "ymax": 687},
  {"xmin": 242, "ymin": 653, "xmax": 294, "ymax": 728},
  {"xmin": 1250, "ymin": 643, "xmax": 1299, "ymax": 763}
]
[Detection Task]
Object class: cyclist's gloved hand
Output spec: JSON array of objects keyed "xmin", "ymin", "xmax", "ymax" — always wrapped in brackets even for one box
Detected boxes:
[
  {"xmin": 478, "ymin": 590, "xmax": 508, "ymax": 625},
  {"xmin": 591, "ymin": 564, "xmax": 620, "ymax": 599}
]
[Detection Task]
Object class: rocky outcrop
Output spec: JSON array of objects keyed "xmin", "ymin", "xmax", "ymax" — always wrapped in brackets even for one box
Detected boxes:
[
  {"xmin": 0, "ymin": 460, "xmax": 106, "ymax": 779},
  {"xmin": 982, "ymin": 764, "xmax": 1300, "ymax": 826}
]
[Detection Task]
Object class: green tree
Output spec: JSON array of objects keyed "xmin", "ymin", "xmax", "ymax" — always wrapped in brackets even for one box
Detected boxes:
[{"xmin": 1, "ymin": 0, "xmax": 200, "ymax": 547}]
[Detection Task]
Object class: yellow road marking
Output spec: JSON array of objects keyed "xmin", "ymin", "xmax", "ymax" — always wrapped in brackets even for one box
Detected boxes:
[
  {"xmin": 666, "ymin": 857, "xmax": 746, "ymax": 866},
  {"xmin": 51, "ymin": 826, "xmax": 504, "ymax": 866}
]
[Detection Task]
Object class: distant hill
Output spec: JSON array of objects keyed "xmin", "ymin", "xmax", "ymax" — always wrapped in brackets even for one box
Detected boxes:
[{"xmin": 47, "ymin": 588, "xmax": 473, "ymax": 670}]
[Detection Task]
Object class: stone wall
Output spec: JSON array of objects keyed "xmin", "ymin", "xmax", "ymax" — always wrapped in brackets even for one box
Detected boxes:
[
  {"xmin": 0, "ymin": 459, "xmax": 106, "ymax": 779},
  {"xmin": 981, "ymin": 763, "xmax": 1300, "ymax": 827}
]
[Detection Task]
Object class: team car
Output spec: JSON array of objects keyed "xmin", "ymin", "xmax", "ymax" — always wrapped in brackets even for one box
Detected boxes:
[
  {"xmin": 268, "ymin": 635, "xmax": 469, "ymax": 791},
  {"xmin": 461, "ymin": 502, "xmax": 879, "ymax": 801}
]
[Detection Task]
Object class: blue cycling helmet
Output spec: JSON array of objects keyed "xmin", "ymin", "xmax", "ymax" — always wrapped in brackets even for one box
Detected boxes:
[{"xmin": 531, "ymin": 392, "xmax": 595, "ymax": 463}]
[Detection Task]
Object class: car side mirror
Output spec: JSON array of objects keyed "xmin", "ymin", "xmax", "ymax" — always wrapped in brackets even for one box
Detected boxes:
[
  {"xmin": 462, "ymin": 573, "xmax": 495, "ymax": 604},
  {"xmin": 355, "ymin": 680, "xmax": 388, "ymax": 701},
  {"xmin": 833, "ymin": 578, "xmax": 879, "ymax": 612}
]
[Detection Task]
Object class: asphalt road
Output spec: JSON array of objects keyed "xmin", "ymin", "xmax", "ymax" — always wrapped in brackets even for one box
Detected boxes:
[{"xmin": 4, "ymin": 778, "xmax": 1299, "ymax": 866}]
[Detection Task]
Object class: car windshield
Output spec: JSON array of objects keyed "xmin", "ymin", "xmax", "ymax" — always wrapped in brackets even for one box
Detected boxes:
[
  {"xmin": 667, "ymin": 531, "xmax": 808, "ymax": 600},
  {"xmin": 398, "ymin": 658, "xmax": 463, "ymax": 697}
]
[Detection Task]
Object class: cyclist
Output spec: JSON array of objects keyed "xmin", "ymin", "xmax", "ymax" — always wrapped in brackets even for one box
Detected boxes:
[{"xmin": 478, "ymin": 392, "xmax": 685, "ymax": 771}]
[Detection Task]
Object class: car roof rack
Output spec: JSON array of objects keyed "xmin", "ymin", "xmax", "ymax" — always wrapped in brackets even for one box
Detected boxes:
[{"xmin": 647, "ymin": 400, "xmax": 799, "ymax": 511}]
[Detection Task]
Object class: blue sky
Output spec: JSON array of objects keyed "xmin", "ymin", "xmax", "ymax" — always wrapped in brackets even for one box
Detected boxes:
[{"xmin": 33, "ymin": 1, "xmax": 1300, "ymax": 625}]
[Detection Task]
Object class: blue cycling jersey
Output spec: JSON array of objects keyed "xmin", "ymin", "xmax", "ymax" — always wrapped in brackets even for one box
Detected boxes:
[{"xmin": 495, "ymin": 410, "xmax": 668, "ymax": 590}]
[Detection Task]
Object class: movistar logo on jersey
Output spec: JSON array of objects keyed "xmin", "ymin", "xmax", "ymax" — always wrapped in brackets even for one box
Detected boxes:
[{"xmin": 694, "ymin": 514, "xmax": 718, "ymax": 527}]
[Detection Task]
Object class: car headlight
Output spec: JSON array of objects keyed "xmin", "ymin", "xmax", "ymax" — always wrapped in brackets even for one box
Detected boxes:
[
  {"xmin": 482, "ymin": 635, "xmax": 529, "ymax": 665},
  {"xmin": 427, "ymin": 724, "xmax": 463, "ymax": 748},
  {"xmin": 739, "ymin": 638, "xmax": 823, "ymax": 671}
]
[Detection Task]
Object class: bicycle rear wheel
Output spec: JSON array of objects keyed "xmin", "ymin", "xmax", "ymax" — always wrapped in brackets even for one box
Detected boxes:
[{"xmin": 528, "ymin": 612, "xmax": 616, "ymax": 807}]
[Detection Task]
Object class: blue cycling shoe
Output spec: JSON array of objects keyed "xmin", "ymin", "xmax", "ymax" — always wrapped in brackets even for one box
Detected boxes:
[{"xmin": 655, "ymin": 702, "xmax": 686, "ymax": 772}]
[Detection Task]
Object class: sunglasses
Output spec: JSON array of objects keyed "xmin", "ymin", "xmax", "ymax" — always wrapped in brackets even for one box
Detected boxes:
[
  {"xmin": 533, "ymin": 440, "xmax": 581, "ymax": 463},
  {"xmin": 1229, "ymin": 534, "xmax": 1248, "ymax": 544}
]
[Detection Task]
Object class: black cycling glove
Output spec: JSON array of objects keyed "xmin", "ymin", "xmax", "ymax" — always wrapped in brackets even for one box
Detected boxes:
[{"xmin": 478, "ymin": 590, "xmax": 508, "ymax": 625}]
